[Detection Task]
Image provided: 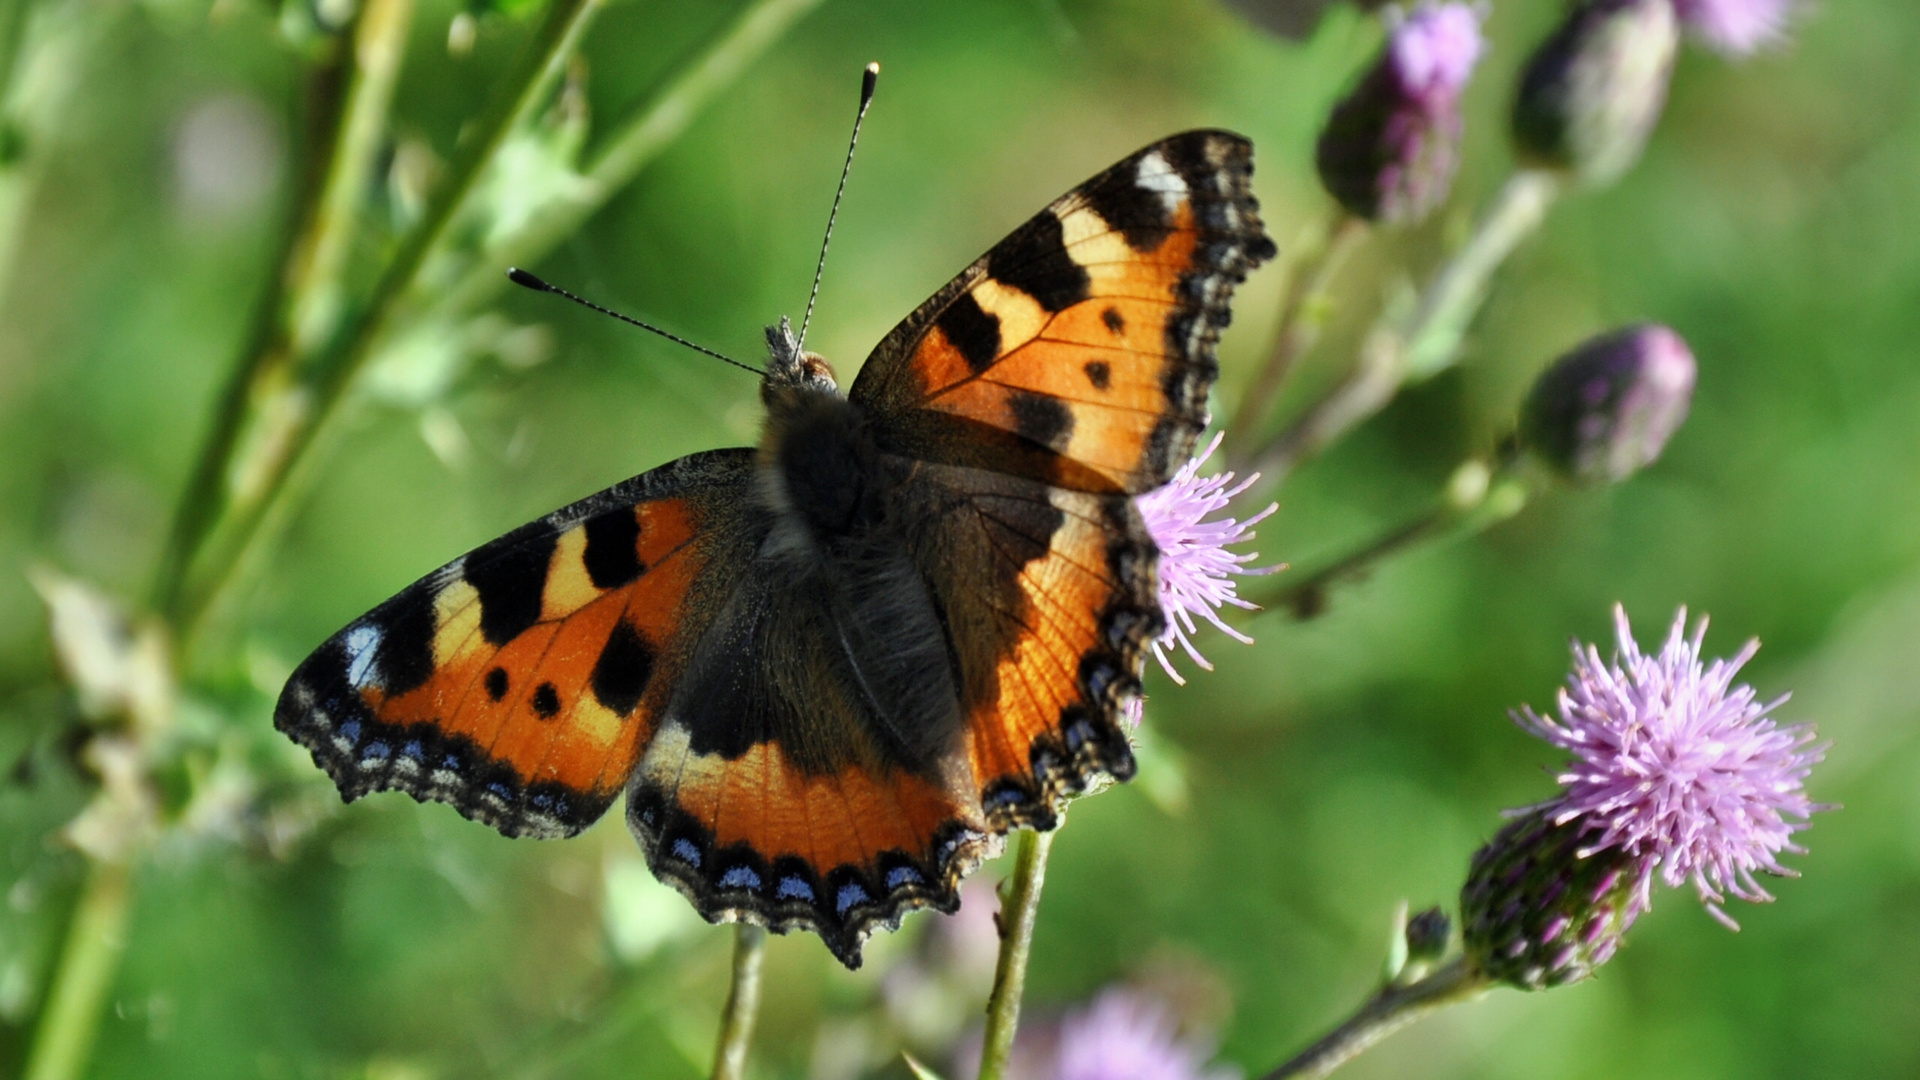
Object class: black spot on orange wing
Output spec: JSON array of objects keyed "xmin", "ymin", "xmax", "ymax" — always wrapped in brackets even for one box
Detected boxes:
[
  {"xmin": 1084, "ymin": 360, "xmax": 1111, "ymax": 390},
  {"xmin": 1010, "ymin": 392, "xmax": 1074, "ymax": 451},
  {"xmin": 935, "ymin": 293, "xmax": 1001, "ymax": 374},
  {"xmin": 532, "ymin": 682, "xmax": 561, "ymax": 718},
  {"xmin": 485, "ymin": 666, "xmax": 509, "ymax": 701},
  {"xmin": 592, "ymin": 617, "xmax": 656, "ymax": 716},
  {"xmin": 1080, "ymin": 159, "xmax": 1176, "ymax": 251},
  {"xmin": 1101, "ymin": 306, "xmax": 1125, "ymax": 335},
  {"xmin": 467, "ymin": 529, "xmax": 557, "ymax": 645},
  {"xmin": 583, "ymin": 506, "xmax": 645, "ymax": 589},
  {"xmin": 986, "ymin": 210, "xmax": 1089, "ymax": 313}
]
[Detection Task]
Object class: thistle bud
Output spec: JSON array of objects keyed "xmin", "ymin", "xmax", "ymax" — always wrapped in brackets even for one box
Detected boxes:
[
  {"xmin": 1316, "ymin": 2, "xmax": 1485, "ymax": 225},
  {"xmin": 1520, "ymin": 323, "xmax": 1696, "ymax": 485},
  {"xmin": 1460, "ymin": 809, "xmax": 1646, "ymax": 989},
  {"xmin": 1511, "ymin": 0, "xmax": 1679, "ymax": 187}
]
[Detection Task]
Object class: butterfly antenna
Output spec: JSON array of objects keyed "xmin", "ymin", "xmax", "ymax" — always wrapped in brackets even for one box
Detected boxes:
[
  {"xmin": 506, "ymin": 268, "xmax": 765, "ymax": 377},
  {"xmin": 796, "ymin": 61, "xmax": 879, "ymax": 353}
]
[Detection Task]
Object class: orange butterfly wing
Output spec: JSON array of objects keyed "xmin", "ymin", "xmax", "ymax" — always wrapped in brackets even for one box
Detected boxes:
[
  {"xmin": 853, "ymin": 130, "xmax": 1275, "ymax": 495},
  {"xmin": 852, "ymin": 130, "xmax": 1275, "ymax": 830},
  {"xmin": 274, "ymin": 450, "xmax": 754, "ymax": 839}
]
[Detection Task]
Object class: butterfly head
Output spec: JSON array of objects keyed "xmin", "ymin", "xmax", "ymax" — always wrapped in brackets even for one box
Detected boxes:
[{"xmin": 763, "ymin": 316, "xmax": 840, "ymax": 401}]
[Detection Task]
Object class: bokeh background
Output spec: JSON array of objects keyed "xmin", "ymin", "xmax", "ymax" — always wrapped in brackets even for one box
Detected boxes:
[{"xmin": 3, "ymin": 0, "xmax": 1918, "ymax": 1077}]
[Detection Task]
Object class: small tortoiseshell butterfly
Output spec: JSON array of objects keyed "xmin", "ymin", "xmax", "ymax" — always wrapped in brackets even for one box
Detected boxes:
[{"xmin": 276, "ymin": 129, "xmax": 1275, "ymax": 967}]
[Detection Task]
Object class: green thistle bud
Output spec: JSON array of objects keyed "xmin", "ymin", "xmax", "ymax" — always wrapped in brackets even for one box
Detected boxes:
[
  {"xmin": 1520, "ymin": 323, "xmax": 1696, "ymax": 485},
  {"xmin": 1512, "ymin": 0, "xmax": 1679, "ymax": 187},
  {"xmin": 1404, "ymin": 906, "xmax": 1452, "ymax": 964},
  {"xmin": 1460, "ymin": 809, "xmax": 1647, "ymax": 989}
]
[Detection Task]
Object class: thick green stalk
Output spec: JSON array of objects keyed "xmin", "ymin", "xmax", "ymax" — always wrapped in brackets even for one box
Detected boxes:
[
  {"xmin": 1248, "ymin": 169, "xmax": 1561, "ymax": 484},
  {"xmin": 162, "ymin": 0, "xmax": 604, "ymax": 632},
  {"xmin": 21, "ymin": 860, "xmax": 134, "ymax": 1080},
  {"xmin": 710, "ymin": 924, "xmax": 768, "ymax": 1080},
  {"xmin": 977, "ymin": 828, "xmax": 1054, "ymax": 1080},
  {"xmin": 1258, "ymin": 958, "xmax": 1488, "ymax": 1079},
  {"xmin": 424, "ymin": 0, "xmax": 830, "ymax": 325},
  {"xmin": 153, "ymin": 0, "xmax": 412, "ymax": 616}
]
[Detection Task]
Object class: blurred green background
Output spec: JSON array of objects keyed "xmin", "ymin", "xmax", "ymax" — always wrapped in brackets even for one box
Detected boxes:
[{"xmin": 3, "ymin": 0, "xmax": 1918, "ymax": 1077}]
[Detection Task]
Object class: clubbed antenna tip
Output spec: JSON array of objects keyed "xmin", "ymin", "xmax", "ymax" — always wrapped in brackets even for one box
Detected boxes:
[{"xmin": 506, "ymin": 267, "xmax": 554, "ymax": 292}]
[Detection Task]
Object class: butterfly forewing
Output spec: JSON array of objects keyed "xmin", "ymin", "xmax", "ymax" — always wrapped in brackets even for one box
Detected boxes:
[
  {"xmin": 852, "ymin": 129, "xmax": 1276, "ymax": 494},
  {"xmin": 274, "ymin": 450, "xmax": 755, "ymax": 839}
]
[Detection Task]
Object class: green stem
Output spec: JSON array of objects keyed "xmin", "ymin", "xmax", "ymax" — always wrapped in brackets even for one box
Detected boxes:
[
  {"xmin": 152, "ymin": 0, "xmax": 411, "ymax": 616},
  {"xmin": 1248, "ymin": 169, "xmax": 1561, "ymax": 484},
  {"xmin": 425, "ymin": 0, "xmax": 830, "ymax": 325},
  {"xmin": 0, "ymin": 0, "xmax": 122, "ymax": 309},
  {"xmin": 1264, "ymin": 456, "xmax": 1534, "ymax": 617},
  {"xmin": 977, "ymin": 828, "xmax": 1054, "ymax": 1080},
  {"xmin": 1226, "ymin": 210, "xmax": 1367, "ymax": 467},
  {"xmin": 1258, "ymin": 958, "xmax": 1488, "ymax": 1079},
  {"xmin": 162, "ymin": 0, "xmax": 604, "ymax": 634},
  {"xmin": 1401, "ymin": 168, "xmax": 1561, "ymax": 381},
  {"xmin": 710, "ymin": 923, "xmax": 767, "ymax": 1080},
  {"xmin": 22, "ymin": 860, "xmax": 135, "ymax": 1080}
]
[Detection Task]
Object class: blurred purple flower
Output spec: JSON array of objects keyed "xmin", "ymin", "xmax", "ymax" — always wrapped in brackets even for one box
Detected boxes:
[
  {"xmin": 1672, "ymin": 0, "xmax": 1795, "ymax": 55},
  {"xmin": 1317, "ymin": 1, "xmax": 1486, "ymax": 223},
  {"xmin": 1136, "ymin": 433, "xmax": 1279, "ymax": 685},
  {"xmin": 1058, "ymin": 989, "xmax": 1240, "ymax": 1080},
  {"xmin": 1517, "ymin": 605, "xmax": 1827, "ymax": 928},
  {"xmin": 1387, "ymin": 0, "xmax": 1485, "ymax": 98}
]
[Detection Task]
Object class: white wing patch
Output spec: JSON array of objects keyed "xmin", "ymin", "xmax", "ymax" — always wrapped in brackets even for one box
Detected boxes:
[{"xmin": 1134, "ymin": 150, "xmax": 1188, "ymax": 214}]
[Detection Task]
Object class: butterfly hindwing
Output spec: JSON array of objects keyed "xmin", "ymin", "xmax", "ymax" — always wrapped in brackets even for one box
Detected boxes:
[
  {"xmin": 622, "ymin": 478, "xmax": 998, "ymax": 967},
  {"xmin": 274, "ymin": 449, "xmax": 756, "ymax": 839},
  {"xmin": 852, "ymin": 129, "xmax": 1276, "ymax": 495}
]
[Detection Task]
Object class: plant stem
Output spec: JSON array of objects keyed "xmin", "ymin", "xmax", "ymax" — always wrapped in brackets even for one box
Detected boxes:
[
  {"xmin": 1263, "ymin": 457, "xmax": 1533, "ymax": 617},
  {"xmin": 1247, "ymin": 169, "xmax": 1560, "ymax": 484},
  {"xmin": 1259, "ymin": 957, "xmax": 1487, "ymax": 1079},
  {"xmin": 1400, "ymin": 169, "xmax": 1561, "ymax": 382},
  {"xmin": 161, "ymin": 0, "xmax": 603, "ymax": 633},
  {"xmin": 22, "ymin": 860, "xmax": 134, "ymax": 1080},
  {"xmin": 152, "ymin": 0, "xmax": 410, "ymax": 617},
  {"xmin": 711, "ymin": 924, "xmax": 767, "ymax": 1080},
  {"xmin": 978, "ymin": 828, "xmax": 1054, "ymax": 1080},
  {"xmin": 424, "ymin": 0, "xmax": 829, "ymax": 325},
  {"xmin": 1227, "ymin": 210, "xmax": 1367, "ymax": 467}
]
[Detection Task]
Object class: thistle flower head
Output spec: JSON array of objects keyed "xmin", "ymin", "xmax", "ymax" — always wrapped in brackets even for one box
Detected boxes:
[
  {"xmin": 1057, "ymin": 989, "xmax": 1240, "ymax": 1080},
  {"xmin": 1137, "ymin": 433, "xmax": 1279, "ymax": 685},
  {"xmin": 1517, "ymin": 605, "xmax": 1827, "ymax": 928},
  {"xmin": 1316, "ymin": 1, "xmax": 1486, "ymax": 224},
  {"xmin": 1461, "ymin": 807, "xmax": 1647, "ymax": 988},
  {"xmin": 1672, "ymin": 0, "xmax": 1796, "ymax": 55}
]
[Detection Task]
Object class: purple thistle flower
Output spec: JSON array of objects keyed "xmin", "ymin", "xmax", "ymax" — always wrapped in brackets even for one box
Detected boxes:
[
  {"xmin": 1136, "ymin": 433, "xmax": 1279, "ymax": 685},
  {"xmin": 1672, "ymin": 0, "xmax": 1796, "ymax": 55},
  {"xmin": 1057, "ymin": 989, "xmax": 1240, "ymax": 1080},
  {"xmin": 1317, "ymin": 1, "xmax": 1486, "ymax": 224},
  {"xmin": 1516, "ymin": 604, "xmax": 1827, "ymax": 929}
]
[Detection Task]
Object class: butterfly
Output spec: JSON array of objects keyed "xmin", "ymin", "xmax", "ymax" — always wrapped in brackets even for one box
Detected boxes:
[{"xmin": 275, "ymin": 129, "xmax": 1275, "ymax": 968}]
